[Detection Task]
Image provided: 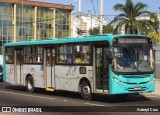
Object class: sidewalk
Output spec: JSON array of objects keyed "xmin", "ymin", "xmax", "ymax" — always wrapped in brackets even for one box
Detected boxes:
[{"xmin": 142, "ymin": 79, "xmax": 160, "ymax": 97}]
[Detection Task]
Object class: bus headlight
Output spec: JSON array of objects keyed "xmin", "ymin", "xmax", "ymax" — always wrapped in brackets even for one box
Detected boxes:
[
  {"xmin": 148, "ymin": 78, "xmax": 154, "ymax": 84},
  {"xmin": 113, "ymin": 76, "xmax": 119, "ymax": 83}
]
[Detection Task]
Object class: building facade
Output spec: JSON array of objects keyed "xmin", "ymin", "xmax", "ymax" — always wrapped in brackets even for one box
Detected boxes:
[
  {"xmin": 73, "ymin": 14, "xmax": 108, "ymax": 37},
  {"xmin": 0, "ymin": 0, "xmax": 73, "ymax": 55}
]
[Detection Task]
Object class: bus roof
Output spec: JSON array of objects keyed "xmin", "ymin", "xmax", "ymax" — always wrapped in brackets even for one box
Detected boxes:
[{"xmin": 4, "ymin": 34, "xmax": 150, "ymax": 47}]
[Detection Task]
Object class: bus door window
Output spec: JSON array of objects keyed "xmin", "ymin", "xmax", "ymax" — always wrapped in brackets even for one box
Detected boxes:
[
  {"xmin": 51, "ymin": 49, "xmax": 55, "ymax": 65},
  {"xmin": 47, "ymin": 49, "xmax": 55, "ymax": 66},
  {"xmin": 103, "ymin": 47, "xmax": 109, "ymax": 81},
  {"xmin": 96, "ymin": 48, "xmax": 103, "ymax": 88},
  {"xmin": 96, "ymin": 47, "xmax": 109, "ymax": 90},
  {"xmin": 16, "ymin": 49, "xmax": 23, "ymax": 65},
  {"xmin": 47, "ymin": 49, "xmax": 51, "ymax": 65}
]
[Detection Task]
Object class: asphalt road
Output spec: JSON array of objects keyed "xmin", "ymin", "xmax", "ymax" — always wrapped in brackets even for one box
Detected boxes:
[{"xmin": 0, "ymin": 81, "xmax": 160, "ymax": 115}]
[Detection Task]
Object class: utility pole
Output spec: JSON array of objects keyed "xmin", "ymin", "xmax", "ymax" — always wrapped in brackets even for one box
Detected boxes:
[
  {"xmin": 77, "ymin": 0, "xmax": 82, "ymax": 37},
  {"xmin": 78, "ymin": 0, "xmax": 81, "ymax": 29},
  {"xmin": 100, "ymin": 0, "xmax": 103, "ymax": 35}
]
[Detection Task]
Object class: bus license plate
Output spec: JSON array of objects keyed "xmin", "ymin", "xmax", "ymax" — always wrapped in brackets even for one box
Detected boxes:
[{"xmin": 134, "ymin": 87, "xmax": 141, "ymax": 90}]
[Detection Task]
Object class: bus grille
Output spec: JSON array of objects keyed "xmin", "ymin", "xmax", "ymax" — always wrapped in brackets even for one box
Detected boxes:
[
  {"xmin": 126, "ymin": 82, "xmax": 148, "ymax": 85},
  {"xmin": 127, "ymin": 87, "xmax": 147, "ymax": 91}
]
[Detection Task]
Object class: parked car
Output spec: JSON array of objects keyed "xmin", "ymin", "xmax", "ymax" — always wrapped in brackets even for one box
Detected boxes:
[{"xmin": 0, "ymin": 65, "xmax": 3, "ymax": 82}]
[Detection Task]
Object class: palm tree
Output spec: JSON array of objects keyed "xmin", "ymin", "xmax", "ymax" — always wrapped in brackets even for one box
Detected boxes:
[
  {"xmin": 111, "ymin": 0, "xmax": 153, "ymax": 34},
  {"xmin": 150, "ymin": 13, "xmax": 160, "ymax": 33}
]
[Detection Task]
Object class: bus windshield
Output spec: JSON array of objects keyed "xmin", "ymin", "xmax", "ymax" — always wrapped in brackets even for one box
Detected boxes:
[{"xmin": 113, "ymin": 45, "xmax": 154, "ymax": 73}]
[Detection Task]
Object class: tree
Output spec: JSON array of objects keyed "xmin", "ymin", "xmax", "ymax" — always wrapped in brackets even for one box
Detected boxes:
[
  {"xmin": 150, "ymin": 13, "xmax": 160, "ymax": 33},
  {"xmin": 89, "ymin": 27, "xmax": 99, "ymax": 35},
  {"xmin": 110, "ymin": 0, "xmax": 153, "ymax": 34},
  {"xmin": 148, "ymin": 32, "xmax": 160, "ymax": 45},
  {"xmin": 89, "ymin": 24, "xmax": 114, "ymax": 35},
  {"xmin": 147, "ymin": 14, "xmax": 160, "ymax": 45},
  {"xmin": 103, "ymin": 24, "xmax": 114, "ymax": 34}
]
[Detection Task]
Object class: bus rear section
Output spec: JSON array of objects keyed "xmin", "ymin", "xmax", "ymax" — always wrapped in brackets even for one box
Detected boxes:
[{"xmin": 109, "ymin": 36, "xmax": 155, "ymax": 95}]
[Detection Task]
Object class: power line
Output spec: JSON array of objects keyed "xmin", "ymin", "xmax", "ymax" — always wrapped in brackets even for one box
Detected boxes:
[
  {"xmin": 97, "ymin": 0, "xmax": 99, "ymax": 15},
  {"xmin": 90, "ymin": 0, "xmax": 96, "ymax": 15}
]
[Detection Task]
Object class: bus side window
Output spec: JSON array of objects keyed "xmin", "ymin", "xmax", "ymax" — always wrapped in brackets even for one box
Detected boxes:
[
  {"xmin": 59, "ymin": 55, "xmax": 65, "ymax": 63},
  {"xmin": 83, "ymin": 45, "xmax": 90, "ymax": 64},
  {"xmin": 84, "ymin": 51, "xmax": 90, "ymax": 64},
  {"xmin": 66, "ymin": 46, "xmax": 72, "ymax": 64},
  {"xmin": 73, "ymin": 45, "xmax": 91, "ymax": 64},
  {"xmin": 73, "ymin": 45, "xmax": 82, "ymax": 63},
  {"xmin": 6, "ymin": 47, "xmax": 14, "ymax": 64}
]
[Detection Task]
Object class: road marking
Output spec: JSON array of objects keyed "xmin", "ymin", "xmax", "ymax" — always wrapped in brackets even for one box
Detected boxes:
[
  {"xmin": 84, "ymin": 103, "xmax": 107, "ymax": 106},
  {"xmin": 0, "ymin": 90, "xmax": 55, "ymax": 100}
]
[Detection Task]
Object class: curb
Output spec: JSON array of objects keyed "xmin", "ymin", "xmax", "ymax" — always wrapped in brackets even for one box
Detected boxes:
[{"xmin": 141, "ymin": 92, "xmax": 160, "ymax": 97}]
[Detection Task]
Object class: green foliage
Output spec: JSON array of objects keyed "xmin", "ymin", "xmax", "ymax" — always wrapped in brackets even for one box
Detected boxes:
[
  {"xmin": 89, "ymin": 27, "xmax": 99, "ymax": 35},
  {"xmin": 103, "ymin": 24, "xmax": 114, "ymax": 34},
  {"xmin": 148, "ymin": 32, "xmax": 160, "ymax": 45},
  {"xmin": 89, "ymin": 24, "xmax": 114, "ymax": 35},
  {"xmin": 111, "ymin": 0, "xmax": 153, "ymax": 34},
  {"xmin": 150, "ymin": 13, "xmax": 159, "ymax": 32}
]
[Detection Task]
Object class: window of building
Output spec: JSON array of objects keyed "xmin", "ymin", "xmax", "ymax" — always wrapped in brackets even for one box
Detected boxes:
[
  {"xmin": 37, "ymin": 7, "xmax": 54, "ymax": 39},
  {"xmin": 0, "ymin": 3, "xmax": 13, "ymax": 43},
  {"xmin": 55, "ymin": 9, "xmax": 70, "ymax": 38},
  {"xmin": 16, "ymin": 5, "xmax": 34, "ymax": 41},
  {"xmin": 5, "ymin": 47, "xmax": 14, "ymax": 64}
]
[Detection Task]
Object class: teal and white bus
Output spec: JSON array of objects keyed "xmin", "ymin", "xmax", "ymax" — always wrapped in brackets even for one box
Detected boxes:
[{"xmin": 3, "ymin": 34, "xmax": 155, "ymax": 100}]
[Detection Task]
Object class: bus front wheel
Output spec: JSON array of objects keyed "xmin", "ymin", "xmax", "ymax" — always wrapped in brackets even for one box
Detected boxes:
[
  {"xmin": 26, "ymin": 76, "xmax": 35, "ymax": 93},
  {"xmin": 80, "ymin": 82, "xmax": 92, "ymax": 100}
]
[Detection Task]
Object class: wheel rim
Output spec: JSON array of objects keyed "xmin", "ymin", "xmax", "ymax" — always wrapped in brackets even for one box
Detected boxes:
[
  {"xmin": 82, "ymin": 85, "xmax": 91, "ymax": 96},
  {"xmin": 28, "ymin": 80, "xmax": 32, "ymax": 90}
]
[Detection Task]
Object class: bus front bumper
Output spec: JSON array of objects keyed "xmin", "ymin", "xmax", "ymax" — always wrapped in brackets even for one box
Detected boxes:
[{"xmin": 109, "ymin": 80, "xmax": 155, "ymax": 94}]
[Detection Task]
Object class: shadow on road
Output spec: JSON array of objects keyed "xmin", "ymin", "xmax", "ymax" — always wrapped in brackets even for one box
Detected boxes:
[{"xmin": 4, "ymin": 82, "xmax": 151, "ymax": 103}]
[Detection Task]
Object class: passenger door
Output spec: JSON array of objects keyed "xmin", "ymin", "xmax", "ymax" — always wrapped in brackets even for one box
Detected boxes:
[
  {"xmin": 46, "ymin": 48, "xmax": 55, "ymax": 88},
  {"xmin": 16, "ymin": 48, "xmax": 23, "ymax": 84},
  {"xmin": 95, "ymin": 46, "xmax": 109, "ymax": 92}
]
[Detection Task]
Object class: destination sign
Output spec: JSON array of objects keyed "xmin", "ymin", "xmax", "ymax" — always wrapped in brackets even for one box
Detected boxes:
[{"xmin": 118, "ymin": 38, "xmax": 149, "ymax": 44}]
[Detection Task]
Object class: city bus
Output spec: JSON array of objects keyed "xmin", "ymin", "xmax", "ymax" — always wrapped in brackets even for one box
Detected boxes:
[{"xmin": 3, "ymin": 34, "xmax": 155, "ymax": 100}]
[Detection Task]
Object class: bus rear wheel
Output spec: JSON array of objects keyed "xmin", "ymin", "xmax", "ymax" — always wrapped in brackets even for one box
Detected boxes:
[
  {"xmin": 80, "ymin": 82, "xmax": 92, "ymax": 101},
  {"xmin": 26, "ymin": 76, "xmax": 34, "ymax": 93},
  {"xmin": 0, "ymin": 76, "xmax": 3, "ymax": 82}
]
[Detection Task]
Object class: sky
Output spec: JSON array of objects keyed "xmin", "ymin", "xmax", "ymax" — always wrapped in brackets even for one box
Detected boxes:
[{"xmin": 36, "ymin": 0, "xmax": 160, "ymax": 21}]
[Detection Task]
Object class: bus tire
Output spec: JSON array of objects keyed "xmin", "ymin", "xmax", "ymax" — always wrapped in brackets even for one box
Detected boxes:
[
  {"xmin": 80, "ymin": 82, "xmax": 92, "ymax": 101},
  {"xmin": 26, "ymin": 76, "xmax": 34, "ymax": 93},
  {"xmin": 0, "ymin": 76, "xmax": 3, "ymax": 82}
]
